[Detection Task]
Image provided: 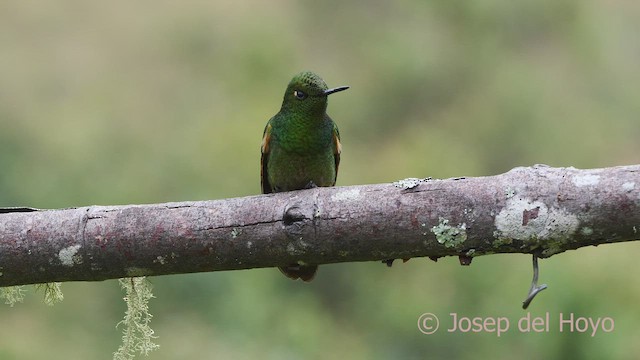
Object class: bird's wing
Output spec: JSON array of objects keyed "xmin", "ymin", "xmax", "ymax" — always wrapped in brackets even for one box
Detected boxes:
[
  {"xmin": 260, "ymin": 121, "xmax": 273, "ymax": 194},
  {"xmin": 332, "ymin": 123, "xmax": 341, "ymax": 186}
]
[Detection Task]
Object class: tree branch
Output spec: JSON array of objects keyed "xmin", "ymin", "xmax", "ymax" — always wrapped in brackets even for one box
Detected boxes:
[{"xmin": 0, "ymin": 164, "xmax": 638, "ymax": 286}]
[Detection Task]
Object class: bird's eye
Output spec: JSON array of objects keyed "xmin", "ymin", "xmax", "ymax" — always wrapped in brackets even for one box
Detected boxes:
[{"xmin": 294, "ymin": 90, "xmax": 307, "ymax": 100}]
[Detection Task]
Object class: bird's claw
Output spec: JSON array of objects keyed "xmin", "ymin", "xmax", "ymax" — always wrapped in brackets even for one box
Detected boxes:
[{"xmin": 304, "ymin": 181, "xmax": 318, "ymax": 189}]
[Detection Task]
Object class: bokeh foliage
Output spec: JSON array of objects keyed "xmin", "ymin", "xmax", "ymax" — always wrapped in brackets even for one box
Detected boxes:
[{"xmin": 0, "ymin": 1, "xmax": 639, "ymax": 359}]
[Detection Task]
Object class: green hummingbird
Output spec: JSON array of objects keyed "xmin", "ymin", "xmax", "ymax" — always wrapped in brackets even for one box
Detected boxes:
[{"xmin": 261, "ymin": 71, "xmax": 349, "ymax": 282}]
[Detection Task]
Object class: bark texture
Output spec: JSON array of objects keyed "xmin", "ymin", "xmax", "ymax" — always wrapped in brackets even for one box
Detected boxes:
[{"xmin": 0, "ymin": 164, "xmax": 638, "ymax": 286}]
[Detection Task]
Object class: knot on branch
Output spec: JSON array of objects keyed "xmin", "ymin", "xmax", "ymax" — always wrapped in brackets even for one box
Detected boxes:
[
  {"xmin": 283, "ymin": 203, "xmax": 317, "ymax": 240},
  {"xmin": 283, "ymin": 205, "xmax": 307, "ymax": 226}
]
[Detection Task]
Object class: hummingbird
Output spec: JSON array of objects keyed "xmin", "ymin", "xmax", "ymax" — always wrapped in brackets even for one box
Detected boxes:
[{"xmin": 260, "ymin": 71, "xmax": 349, "ymax": 281}]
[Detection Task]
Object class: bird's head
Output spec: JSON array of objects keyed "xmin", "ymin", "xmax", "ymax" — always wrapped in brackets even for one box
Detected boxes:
[{"xmin": 281, "ymin": 71, "xmax": 348, "ymax": 114}]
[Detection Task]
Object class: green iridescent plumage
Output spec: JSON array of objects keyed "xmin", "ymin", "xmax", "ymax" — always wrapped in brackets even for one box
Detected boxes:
[{"xmin": 261, "ymin": 71, "xmax": 348, "ymax": 281}]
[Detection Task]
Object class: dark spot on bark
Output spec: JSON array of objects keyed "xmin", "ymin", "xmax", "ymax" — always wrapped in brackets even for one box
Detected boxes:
[{"xmin": 522, "ymin": 207, "xmax": 540, "ymax": 226}]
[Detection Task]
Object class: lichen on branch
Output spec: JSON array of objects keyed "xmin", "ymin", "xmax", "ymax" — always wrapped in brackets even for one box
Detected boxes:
[{"xmin": 113, "ymin": 277, "xmax": 159, "ymax": 360}]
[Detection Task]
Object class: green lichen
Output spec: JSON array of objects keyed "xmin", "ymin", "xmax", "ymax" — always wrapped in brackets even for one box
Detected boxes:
[
  {"xmin": 114, "ymin": 277, "xmax": 159, "ymax": 360},
  {"xmin": 35, "ymin": 282, "xmax": 64, "ymax": 306},
  {"xmin": 2, "ymin": 283, "xmax": 64, "ymax": 307},
  {"xmin": 541, "ymin": 239, "xmax": 565, "ymax": 257},
  {"xmin": 492, "ymin": 236, "xmax": 513, "ymax": 248},
  {"xmin": 431, "ymin": 217, "xmax": 467, "ymax": 248},
  {"xmin": 231, "ymin": 227, "xmax": 242, "ymax": 238},
  {"xmin": 0, "ymin": 286, "xmax": 26, "ymax": 307}
]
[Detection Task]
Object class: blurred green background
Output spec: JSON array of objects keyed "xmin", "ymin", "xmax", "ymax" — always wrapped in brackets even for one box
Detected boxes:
[{"xmin": 1, "ymin": 1, "xmax": 639, "ymax": 359}]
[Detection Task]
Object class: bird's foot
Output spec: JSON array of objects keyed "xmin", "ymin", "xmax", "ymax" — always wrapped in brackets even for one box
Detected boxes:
[{"xmin": 304, "ymin": 181, "xmax": 318, "ymax": 189}]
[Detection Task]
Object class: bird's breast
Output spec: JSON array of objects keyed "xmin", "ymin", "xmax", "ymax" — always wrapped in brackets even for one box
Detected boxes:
[{"xmin": 267, "ymin": 144, "xmax": 336, "ymax": 191}]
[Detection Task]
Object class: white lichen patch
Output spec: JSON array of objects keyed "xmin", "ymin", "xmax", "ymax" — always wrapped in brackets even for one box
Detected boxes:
[
  {"xmin": 331, "ymin": 188, "xmax": 361, "ymax": 202},
  {"xmin": 494, "ymin": 197, "xmax": 579, "ymax": 256},
  {"xmin": 153, "ymin": 256, "xmax": 167, "ymax": 265},
  {"xmin": 495, "ymin": 199, "xmax": 547, "ymax": 240},
  {"xmin": 393, "ymin": 178, "xmax": 424, "ymax": 190},
  {"xmin": 431, "ymin": 218, "xmax": 467, "ymax": 248},
  {"xmin": 622, "ymin": 182, "xmax": 636, "ymax": 192},
  {"xmin": 572, "ymin": 174, "xmax": 600, "ymax": 187},
  {"xmin": 505, "ymin": 187, "xmax": 516, "ymax": 199},
  {"xmin": 231, "ymin": 227, "xmax": 241, "ymax": 238},
  {"xmin": 58, "ymin": 245, "xmax": 82, "ymax": 267}
]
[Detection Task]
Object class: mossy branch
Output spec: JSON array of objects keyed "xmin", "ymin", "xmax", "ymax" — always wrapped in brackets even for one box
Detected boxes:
[{"xmin": 0, "ymin": 164, "xmax": 639, "ymax": 286}]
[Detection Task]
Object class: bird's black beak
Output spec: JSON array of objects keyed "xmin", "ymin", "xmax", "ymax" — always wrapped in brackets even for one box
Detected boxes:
[{"xmin": 324, "ymin": 86, "xmax": 349, "ymax": 96}]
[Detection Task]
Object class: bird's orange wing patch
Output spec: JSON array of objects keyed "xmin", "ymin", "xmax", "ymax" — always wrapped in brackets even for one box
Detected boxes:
[
  {"xmin": 261, "ymin": 123, "xmax": 272, "ymax": 154},
  {"xmin": 261, "ymin": 123, "xmax": 272, "ymax": 194},
  {"xmin": 332, "ymin": 124, "xmax": 341, "ymax": 186}
]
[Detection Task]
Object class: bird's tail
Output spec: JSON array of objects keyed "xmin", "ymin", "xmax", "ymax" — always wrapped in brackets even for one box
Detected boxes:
[{"xmin": 278, "ymin": 264, "xmax": 318, "ymax": 282}]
